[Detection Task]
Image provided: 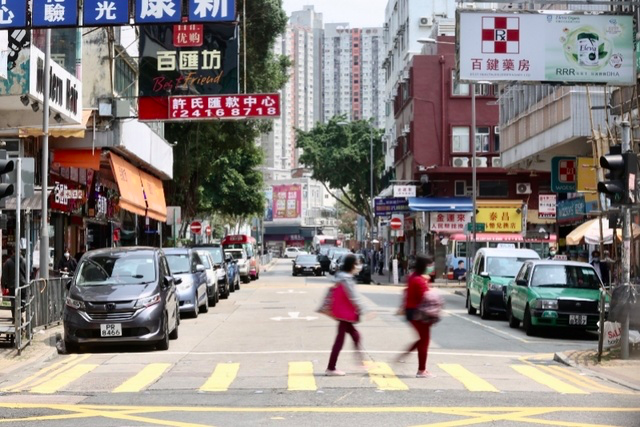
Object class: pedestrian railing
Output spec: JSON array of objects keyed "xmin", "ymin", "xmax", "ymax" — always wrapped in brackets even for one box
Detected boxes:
[
  {"xmin": 0, "ymin": 277, "xmax": 67, "ymax": 355},
  {"xmin": 261, "ymin": 253, "xmax": 273, "ymax": 266}
]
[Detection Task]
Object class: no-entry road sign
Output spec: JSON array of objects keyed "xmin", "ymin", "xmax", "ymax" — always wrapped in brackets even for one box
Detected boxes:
[{"xmin": 190, "ymin": 221, "xmax": 202, "ymax": 234}]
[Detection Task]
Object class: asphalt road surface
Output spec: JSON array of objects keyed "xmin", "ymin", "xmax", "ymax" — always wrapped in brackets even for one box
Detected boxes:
[{"xmin": 0, "ymin": 259, "xmax": 638, "ymax": 427}]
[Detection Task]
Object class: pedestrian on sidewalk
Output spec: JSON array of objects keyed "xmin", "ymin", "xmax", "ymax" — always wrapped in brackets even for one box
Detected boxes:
[
  {"xmin": 399, "ymin": 254, "xmax": 434, "ymax": 378},
  {"xmin": 326, "ymin": 254, "xmax": 367, "ymax": 376}
]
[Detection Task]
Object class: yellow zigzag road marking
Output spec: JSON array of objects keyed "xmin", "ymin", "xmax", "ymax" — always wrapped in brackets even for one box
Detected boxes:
[
  {"xmin": 30, "ymin": 364, "xmax": 99, "ymax": 394},
  {"xmin": 288, "ymin": 361, "xmax": 316, "ymax": 391},
  {"xmin": 364, "ymin": 361, "xmax": 408, "ymax": 391},
  {"xmin": 113, "ymin": 363, "xmax": 172, "ymax": 393},
  {"xmin": 199, "ymin": 363, "xmax": 239, "ymax": 392},
  {"xmin": 511, "ymin": 364, "xmax": 588, "ymax": 394},
  {"xmin": 438, "ymin": 364, "xmax": 499, "ymax": 392}
]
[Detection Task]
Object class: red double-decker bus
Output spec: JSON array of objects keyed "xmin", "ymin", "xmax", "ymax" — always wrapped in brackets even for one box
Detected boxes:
[{"xmin": 221, "ymin": 235, "xmax": 260, "ymax": 280}]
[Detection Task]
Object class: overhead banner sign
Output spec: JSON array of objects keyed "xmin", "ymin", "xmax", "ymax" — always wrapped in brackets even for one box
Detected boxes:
[
  {"xmin": 374, "ymin": 197, "xmax": 410, "ymax": 217},
  {"xmin": 458, "ymin": 11, "xmax": 635, "ymax": 85},
  {"xmin": 168, "ymin": 93, "xmax": 280, "ymax": 120},
  {"xmin": 139, "ymin": 23, "xmax": 238, "ymax": 97},
  {"xmin": 0, "ymin": 0, "xmax": 236, "ymax": 29}
]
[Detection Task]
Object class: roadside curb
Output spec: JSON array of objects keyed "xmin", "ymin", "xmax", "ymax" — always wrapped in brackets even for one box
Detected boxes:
[
  {"xmin": 0, "ymin": 326, "xmax": 61, "ymax": 379},
  {"xmin": 262, "ymin": 259, "xmax": 278, "ymax": 273},
  {"xmin": 453, "ymin": 290, "xmax": 466, "ymax": 297},
  {"xmin": 553, "ymin": 351, "xmax": 640, "ymax": 392}
]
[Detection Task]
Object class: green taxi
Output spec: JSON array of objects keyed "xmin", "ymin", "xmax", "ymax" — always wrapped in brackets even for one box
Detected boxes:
[
  {"xmin": 506, "ymin": 260, "xmax": 604, "ymax": 336},
  {"xmin": 466, "ymin": 248, "xmax": 540, "ymax": 319}
]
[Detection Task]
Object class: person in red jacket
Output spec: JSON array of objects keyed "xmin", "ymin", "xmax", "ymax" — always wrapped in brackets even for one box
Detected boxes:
[{"xmin": 400, "ymin": 254, "xmax": 434, "ymax": 378}]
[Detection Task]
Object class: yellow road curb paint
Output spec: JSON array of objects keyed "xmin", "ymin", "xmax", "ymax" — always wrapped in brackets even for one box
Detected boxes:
[
  {"xmin": 199, "ymin": 363, "xmax": 240, "ymax": 392},
  {"xmin": 511, "ymin": 365, "xmax": 588, "ymax": 394},
  {"xmin": 30, "ymin": 364, "xmax": 99, "ymax": 394},
  {"xmin": 539, "ymin": 365, "xmax": 631, "ymax": 395},
  {"xmin": 0, "ymin": 354, "xmax": 79, "ymax": 392},
  {"xmin": 437, "ymin": 364, "xmax": 499, "ymax": 392},
  {"xmin": 1, "ymin": 354, "xmax": 91, "ymax": 393},
  {"xmin": 364, "ymin": 361, "xmax": 408, "ymax": 391},
  {"xmin": 112, "ymin": 363, "xmax": 172, "ymax": 393},
  {"xmin": 287, "ymin": 361, "xmax": 316, "ymax": 391}
]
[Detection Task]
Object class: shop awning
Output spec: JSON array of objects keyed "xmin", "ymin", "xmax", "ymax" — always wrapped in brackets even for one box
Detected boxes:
[
  {"xmin": 108, "ymin": 152, "xmax": 147, "ymax": 217},
  {"xmin": 408, "ymin": 197, "xmax": 473, "ymax": 212},
  {"xmin": 18, "ymin": 109, "xmax": 93, "ymax": 138},
  {"xmin": 566, "ymin": 218, "xmax": 640, "ymax": 245},
  {"xmin": 477, "ymin": 199, "xmax": 523, "ymax": 208},
  {"xmin": 52, "ymin": 149, "xmax": 101, "ymax": 170},
  {"xmin": 3, "ymin": 190, "xmax": 49, "ymax": 210},
  {"xmin": 139, "ymin": 169, "xmax": 167, "ymax": 222}
]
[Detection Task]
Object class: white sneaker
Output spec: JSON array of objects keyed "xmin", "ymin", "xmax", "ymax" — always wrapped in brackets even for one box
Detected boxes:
[{"xmin": 325, "ymin": 369, "xmax": 346, "ymax": 376}]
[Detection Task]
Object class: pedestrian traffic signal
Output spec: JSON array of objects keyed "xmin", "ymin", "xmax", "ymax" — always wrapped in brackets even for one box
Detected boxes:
[
  {"xmin": 0, "ymin": 150, "xmax": 14, "ymax": 203},
  {"xmin": 597, "ymin": 149, "xmax": 638, "ymax": 205}
]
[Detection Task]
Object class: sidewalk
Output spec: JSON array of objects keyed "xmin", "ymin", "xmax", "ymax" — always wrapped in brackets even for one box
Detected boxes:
[
  {"xmin": 554, "ymin": 347, "xmax": 640, "ymax": 392},
  {"xmin": 370, "ymin": 272, "xmax": 466, "ymax": 288},
  {"xmin": 0, "ymin": 325, "xmax": 61, "ymax": 379}
]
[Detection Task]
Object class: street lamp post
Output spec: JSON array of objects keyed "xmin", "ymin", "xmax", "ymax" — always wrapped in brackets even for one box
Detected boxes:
[
  {"xmin": 370, "ymin": 126, "xmax": 374, "ymax": 245},
  {"xmin": 471, "ymin": 83, "xmax": 477, "ymax": 257}
]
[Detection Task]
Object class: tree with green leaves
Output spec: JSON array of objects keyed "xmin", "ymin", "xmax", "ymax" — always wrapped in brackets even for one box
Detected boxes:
[
  {"xmin": 164, "ymin": 0, "xmax": 289, "ymax": 236},
  {"xmin": 296, "ymin": 116, "xmax": 384, "ymax": 229}
]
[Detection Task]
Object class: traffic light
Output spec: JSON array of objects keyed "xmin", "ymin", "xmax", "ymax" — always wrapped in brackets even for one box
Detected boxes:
[
  {"xmin": 0, "ymin": 150, "xmax": 14, "ymax": 203},
  {"xmin": 598, "ymin": 148, "xmax": 638, "ymax": 205}
]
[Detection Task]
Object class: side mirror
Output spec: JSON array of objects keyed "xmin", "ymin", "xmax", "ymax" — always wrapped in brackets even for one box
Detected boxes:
[
  {"xmin": 163, "ymin": 275, "xmax": 174, "ymax": 288},
  {"xmin": 196, "ymin": 264, "xmax": 205, "ymax": 273},
  {"xmin": 480, "ymin": 271, "xmax": 490, "ymax": 278},
  {"xmin": 174, "ymin": 277, "xmax": 183, "ymax": 285},
  {"xmin": 292, "ymin": 259, "xmax": 296, "ymax": 263},
  {"xmin": 516, "ymin": 279, "xmax": 527, "ymax": 287}
]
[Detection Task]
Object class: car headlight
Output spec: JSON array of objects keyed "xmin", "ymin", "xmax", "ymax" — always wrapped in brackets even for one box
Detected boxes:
[
  {"xmin": 488, "ymin": 282, "xmax": 503, "ymax": 291},
  {"xmin": 315, "ymin": 264, "xmax": 321, "ymax": 268},
  {"xmin": 134, "ymin": 294, "xmax": 161, "ymax": 309},
  {"xmin": 65, "ymin": 296, "xmax": 85, "ymax": 311},
  {"xmin": 535, "ymin": 299, "xmax": 558, "ymax": 310},
  {"xmin": 295, "ymin": 265, "xmax": 301, "ymax": 268}
]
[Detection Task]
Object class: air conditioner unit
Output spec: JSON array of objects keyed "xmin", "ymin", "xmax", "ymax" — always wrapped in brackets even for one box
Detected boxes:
[
  {"xmin": 402, "ymin": 124, "xmax": 410, "ymax": 134},
  {"xmin": 452, "ymin": 157, "xmax": 469, "ymax": 167},
  {"xmin": 516, "ymin": 183, "xmax": 532, "ymax": 194},
  {"xmin": 419, "ymin": 16, "xmax": 433, "ymax": 27},
  {"xmin": 491, "ymin": 157, "xmax": 502, "ymax": 167},
  {"xmin": 402, "ymin": 70, "xmax": 410, "ymax": 81},
  {"xmin": 494, "ymin": 126, "xmax": 500, "ymax": 134},
  {"xmin": 466, "ymin": 186, "xmax": 474, "ymax": 196},
  {"xmin": 475, "ymin": 157, "xmax": 488, "ymax": 167}
]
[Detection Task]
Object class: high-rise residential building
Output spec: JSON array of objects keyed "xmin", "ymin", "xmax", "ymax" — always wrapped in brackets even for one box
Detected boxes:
[
  {"xmin": 322, "ymin": 24, "xmax": 385, "ymax": 126},
  {"xmin": 260, "ymin": 6, "xmax": 323, "ymax": 180}
]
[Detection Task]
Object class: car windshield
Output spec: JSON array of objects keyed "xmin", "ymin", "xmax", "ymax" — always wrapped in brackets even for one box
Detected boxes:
[
  {"xmin": 167, "ymin": 254, "xmax": 191, "ymax": 274},
  {"xmin": 297, "ymin": 255, "xmax": 317, "ymax": 263},
  {"xmin": 199, "ymin": 247, "xmax": 223, "ymax": 264},
  {"xmin": 227, "ymin": 251, "xmax": 245, "ymax": 260},
  {"xmin": 486, "ymin": 257, "xmax": 535, "ymax": 278},
  {"xmin": 531, "ymin": 265, "xmax": 601, "ymax": 289},
  {"xmin": 197, "ymin": 253, "xmax": 211, "ymax": 269},
  {"xmin": 75, "ymin": 254, "xmax": 156, "ymax": 286}
]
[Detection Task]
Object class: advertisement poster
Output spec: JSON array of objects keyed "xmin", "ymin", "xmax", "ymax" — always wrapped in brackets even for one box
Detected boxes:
[
  {"xmin": 264, "ymin": 187, "xmax": 273, "ymax": 221},
  {"xmin": 538, "ymin": 194, "xmax": 557, "ymax": 219},
  {"xmin": 139, "ymin": 23, "xmax": 238, "ymax": 97},
  {"xmin": 458, "ymin": 11, "xmax": 635, "ymax": 85},
  {"xmin": 272, "ymin": 184, "xmax": 301, "ymax": 220}
]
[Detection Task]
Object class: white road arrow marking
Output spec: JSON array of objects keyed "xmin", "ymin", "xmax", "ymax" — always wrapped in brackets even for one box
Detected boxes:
[
  {"xmin": 276, "ymin": 289, "xmax": 307, "ymax": 294},
  {"xmin": 271, "ymin": 311, "xmax": 318, "ymax": 321}
]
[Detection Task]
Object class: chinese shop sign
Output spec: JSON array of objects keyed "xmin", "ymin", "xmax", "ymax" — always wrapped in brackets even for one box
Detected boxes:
[
  {"xmin": 49, "ymin": 177, "xmax": 85, "ymax": 213},
  {"xmin": 476, "ymin": 207, "xmax": 522, "ymax": 232},
  {"xmin": 374, "ymin": 198, "xmax": 410, "ymax": 217},
  {"xmin": 272, "ymin": 184, "xmax": 301, "ymax": 220},
  {"xmin": 538, "ymin": 194, "xmax": 557, "ymax": 219},
  {"xmin": 430, "ymin": 212, "xmax": 472, "ymax": 233},
  {"xmin": 84, "ymin": 0, "xmax": 130, "ymax": 26},
  {"xmin": 138, "ymin": 23, "xmax": 238, "ymax": 97},
  {"xmin": 32, "ymin": 0, "xmax": 78, "ymax": 28},
  {"xmin": 458, "ymin": 11, "xmax": 635, "ymax": 85},
  {"xmin": 0, "ymin": 0, "xmax": 28, "ymax": 29},
  {"xmin": 168, "ymin": 93, "xmax": 280, "ymax": 120}
]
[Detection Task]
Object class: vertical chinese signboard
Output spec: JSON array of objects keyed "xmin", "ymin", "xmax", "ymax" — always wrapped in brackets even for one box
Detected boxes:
[
  {"xmin": 538, "ymin": 194, "xmax": 557, "ymax": 219},
  {"xmin": 272, "ymin": 184, "xmax": 301, "ymax": 220}
]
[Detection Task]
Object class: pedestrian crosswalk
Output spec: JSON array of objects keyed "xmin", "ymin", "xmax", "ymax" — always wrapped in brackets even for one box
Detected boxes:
[{"xmin": 0, "ymin": 356, "xmax": 633, "ymax": 396}]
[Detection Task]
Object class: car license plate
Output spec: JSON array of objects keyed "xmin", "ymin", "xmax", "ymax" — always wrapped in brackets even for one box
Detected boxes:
[
  {"xmin": 100, "ymin": 323, "xmax": 122, "ymax": 337},
  {"xmin": 569, "ymin": 315, "xmax": 587, "ymax": 326}
]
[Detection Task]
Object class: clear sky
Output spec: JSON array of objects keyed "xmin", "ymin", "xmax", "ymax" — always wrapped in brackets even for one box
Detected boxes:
[{"xmin": 282, "ymin": 0, "xmax": 388, "ymax": 28}]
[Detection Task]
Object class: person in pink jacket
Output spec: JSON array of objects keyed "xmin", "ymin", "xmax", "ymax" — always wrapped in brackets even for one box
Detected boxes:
[{"xmin": 326, "ymin": 254, "xmax": 367, "ymax": 376}]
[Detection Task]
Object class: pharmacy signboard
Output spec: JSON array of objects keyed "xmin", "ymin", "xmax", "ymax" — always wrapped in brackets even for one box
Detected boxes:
[{"xmin": 457, "ymin": 11, "xmax": 635, "ymax": 85}]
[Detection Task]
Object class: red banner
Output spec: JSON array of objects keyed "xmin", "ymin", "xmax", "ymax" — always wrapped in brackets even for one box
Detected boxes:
[{"xmin": 168, "ymin": 94, "xmax": 280, "ymax": 120}]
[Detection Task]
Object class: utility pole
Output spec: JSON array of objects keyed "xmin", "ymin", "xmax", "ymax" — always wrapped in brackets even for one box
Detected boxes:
[{"xmin": 620, "ymin": 121, "xmax": 632, "ymax": 360}]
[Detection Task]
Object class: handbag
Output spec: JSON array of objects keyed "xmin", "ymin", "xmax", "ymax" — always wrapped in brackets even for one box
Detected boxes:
[
  {"xmin": 317, "ymin": 282, "xmax": 359, "ymax": 323},
  {"xmin": 413, "ymin": 289, "xmax": 444, "ymax": 324}
]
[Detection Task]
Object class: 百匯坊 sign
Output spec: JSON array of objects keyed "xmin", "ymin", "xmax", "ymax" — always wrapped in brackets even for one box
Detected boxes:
[
  {"xmin": 138, "ymin": 23, "xmax": 238, "ymax": 97},
  {"xmin": 458, "ymin": 11, "xmax": 635, "ymax": 85}
]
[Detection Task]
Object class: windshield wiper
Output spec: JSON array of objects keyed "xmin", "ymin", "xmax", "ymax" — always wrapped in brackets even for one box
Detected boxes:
[
  {"xmin": 536, "ymin": 284, "xmax": 568, "ymax": 287},
  {"xmin": 83, "ymin": 259, "xmax": 110, "ymax": 279}
]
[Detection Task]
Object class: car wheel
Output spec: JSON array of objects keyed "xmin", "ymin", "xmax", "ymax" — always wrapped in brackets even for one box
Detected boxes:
[
  {"xmin": 235, "ymin": 276, "xmax": 240, "ymax": 291},
  {"xmin": 208, "ymin": 286, "xmax": 217, "ymax": 307},
  {"xmin": 480, "ymin": 295, "xmax": 491, "ymax": 320},
  {"xmin": 523, "ymin": 305, "xmax": 537, "ymax": 336},
  {"xmin": 466, "ymin": 291, "xmax": 477, "ymax": 315},
  {"xmin": 192, "ymin": 297, "xmax": 199, "ymax": 318},
  {"xmin": 169, "ymin": 314, "xmax": 179, "ymax": 340},
  {"xmin": 292, "ymin": 272, "xmax": 297, "ymax": 277},
  {"xmin": 200, "ymin": 292, "xmax": 209, "ymax": 313},
  {"xmin": 221, "ymin": 282, "xmax": 230, "ymax": 299},
  {"xmin": 64, "ymin": 340, "xmax": 78, "ymax": 354},
  {"xmin": 229, "ymin": 278, "xmax": 235, "ymax": 293},
  {"xmin": 507, "ymin": 301, "xmax": 520, "ymax": 328},
  {"xmin": 157, "ymin": 315, "xmax": 170, "ymax": 351}
]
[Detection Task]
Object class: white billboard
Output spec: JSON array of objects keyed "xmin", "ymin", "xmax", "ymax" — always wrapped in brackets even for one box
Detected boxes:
[{"xmin": 457, "ymin": 11, "xmax": 635, "ymax": 85}]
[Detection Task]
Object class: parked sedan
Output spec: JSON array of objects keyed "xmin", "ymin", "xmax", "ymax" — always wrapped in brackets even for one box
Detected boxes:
[
  {"xmin": 292, "ymin": 255, "xmax": 322, "ymax": 276},
  {"xmin": 226, "ymin": 249, "xmax": 249, "ymax": 284},
  {"xmin": 63, "ymin": 247, "xmax": 180, "ymax": 352},
  {"xmin": 165, "ymin": 248, "xmax": 209, "ymax": 318},
  {"xmin": 506, "ymin": 260, "xmax": 604, "ymax": 336},
  {"xmin": 193, "ymin": 244, "xmax": 231, "ymax": 299},
  {"xmin": 224, "ymin": 252, "xmax": 241, "ymax": 291},
  {"xmin": 195, "ymin": 250, "xmax": 219, "ymax": 307}
]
